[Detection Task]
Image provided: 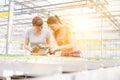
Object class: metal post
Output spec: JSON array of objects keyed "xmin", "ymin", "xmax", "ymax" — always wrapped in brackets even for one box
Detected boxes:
[{"xmin": 6, "ymin": 0, "xmax": 14, "ymax": 54}]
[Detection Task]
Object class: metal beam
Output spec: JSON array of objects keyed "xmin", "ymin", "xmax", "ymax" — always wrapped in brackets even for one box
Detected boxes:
[
  {"xmin": 89, "ymin": 0, "xmax": 120, "ymax": 31},
  {"xmin": 14, "ymin": 0, "xmax": 31, "ymax": 8},
  {"xmin": 14, "ymin": 0, "xmax": 86, "ymax": 11},
  {"xmin": 6, "ymin": 0, "xmax": 14, "ymax": 54}
]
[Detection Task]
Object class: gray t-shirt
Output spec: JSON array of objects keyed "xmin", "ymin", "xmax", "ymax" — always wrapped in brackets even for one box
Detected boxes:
[{"xmin": 25, "ymin": 28, "xmax": 51, "ymax": 48}]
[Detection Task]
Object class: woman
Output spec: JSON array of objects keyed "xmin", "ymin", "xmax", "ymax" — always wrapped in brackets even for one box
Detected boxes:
[
  {"xmin": 47, "ymin": 15, "xmax": 81, "ymax": 57},
  {"xmin": 24, "ymin": 16, "xmax": 51, "ymax": 55}
]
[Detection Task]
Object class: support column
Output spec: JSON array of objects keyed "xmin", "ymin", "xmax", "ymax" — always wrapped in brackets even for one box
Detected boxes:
[{"xmin": 6, "ymin": 0, "xmax": 14, "ymax": 54}]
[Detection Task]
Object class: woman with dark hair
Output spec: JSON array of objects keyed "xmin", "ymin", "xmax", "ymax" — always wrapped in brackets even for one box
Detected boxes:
[
  {"xmin": 47, "ymin": 15, "xmax": 81, "ymax": 57},
  {"xmin": 24, "ymin": 16, "xmax": 51, "ymax": 55}
]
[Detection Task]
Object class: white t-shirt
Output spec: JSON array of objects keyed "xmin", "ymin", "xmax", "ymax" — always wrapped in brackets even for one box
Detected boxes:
[{"xmin": 25, "ymin": 28, "xmax": 51, "ymax": 48}]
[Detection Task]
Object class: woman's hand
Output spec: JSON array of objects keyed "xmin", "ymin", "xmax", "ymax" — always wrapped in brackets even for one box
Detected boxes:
[
  {"xmin": 49, "ymin": 46, "xmax": 60, "ymax": 55},
  {"xmin": 31, "ymin": 45, "xmax": 41, "ymax": 53}
]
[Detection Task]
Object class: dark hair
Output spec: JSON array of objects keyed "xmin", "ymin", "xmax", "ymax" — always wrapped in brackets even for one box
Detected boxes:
[
  {"xmin": 32, "ymin": 16, "xmax": 43, "ymax": 26},
  {"xmin": 47, "ymin": 15, "xmax": 61, "ymax": 24}
]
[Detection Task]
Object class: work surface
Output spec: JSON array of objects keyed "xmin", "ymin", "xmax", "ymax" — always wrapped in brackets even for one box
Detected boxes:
[
  {"xmin": 0, "ymin": 54, "xmax": 120, "ymax": 71},
  {"xmin": 0, "ymin": 54, "xmax": 120, "ymax": 80},
  {"xmin": 0, "ymin": 54, "xmax": 86, "ymax": 74}
]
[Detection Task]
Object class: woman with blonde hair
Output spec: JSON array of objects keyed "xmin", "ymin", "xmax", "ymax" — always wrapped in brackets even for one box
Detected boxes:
[{"xmin": 47, "ymin": 15, "xmax": 81, "ymax": 57}]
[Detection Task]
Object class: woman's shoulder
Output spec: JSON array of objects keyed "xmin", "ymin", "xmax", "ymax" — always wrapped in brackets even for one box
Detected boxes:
[
  {"xmin": 63, "ymin": 26, "xmax": 72, "ymax": 33},
  {"xmin": 25, "ymin": 28, "xmax": 33, "ymax": 34}
]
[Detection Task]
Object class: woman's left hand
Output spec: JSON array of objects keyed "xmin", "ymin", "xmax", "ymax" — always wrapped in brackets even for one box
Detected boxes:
[{"xmin": 49, "ymin": 46, "xmax": 60, "ymax": 54}]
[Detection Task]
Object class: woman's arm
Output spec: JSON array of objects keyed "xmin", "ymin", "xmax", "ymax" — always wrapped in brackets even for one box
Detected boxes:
[
  {"xmin": 46, "ymin": 30, "xmax": 54, "ymax": 48},
  {"xmin": 23, "ymin": 39, "xmax": 32, "ymax": 52}
]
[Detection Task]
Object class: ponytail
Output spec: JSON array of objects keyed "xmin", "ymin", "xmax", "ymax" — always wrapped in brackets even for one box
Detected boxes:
[{"xmin": 55, "ymin": 15, "xmax": 62, "ymax": 24}]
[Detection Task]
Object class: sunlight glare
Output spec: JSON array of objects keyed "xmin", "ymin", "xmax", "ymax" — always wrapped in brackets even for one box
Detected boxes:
[{"xmin": 72, "ymin": 16, "xmax": 93, "ymax": 33}]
